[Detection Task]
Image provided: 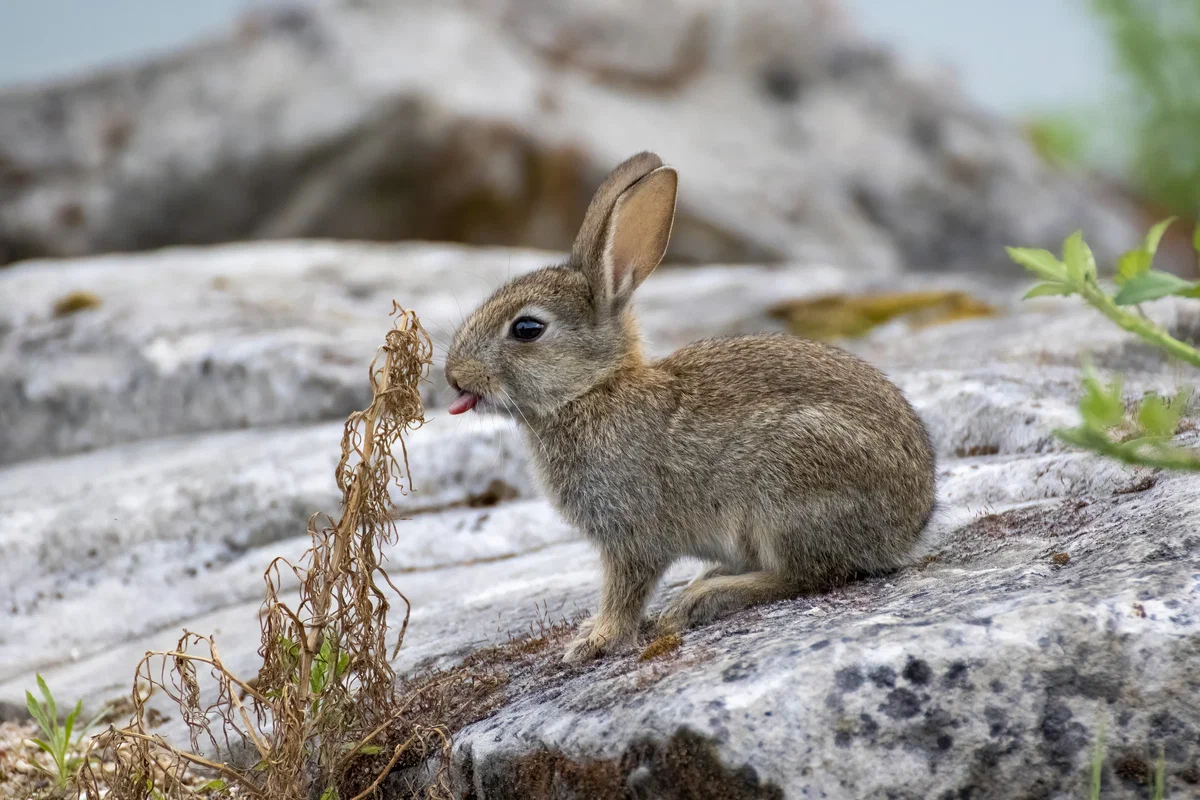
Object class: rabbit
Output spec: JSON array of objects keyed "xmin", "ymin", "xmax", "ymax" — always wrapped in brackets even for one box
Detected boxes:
[{"xmin": 444, "ymin": 151, "xmax": 936, "ymax": 664}]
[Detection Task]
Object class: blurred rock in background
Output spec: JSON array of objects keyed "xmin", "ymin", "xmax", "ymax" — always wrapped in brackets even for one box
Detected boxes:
[{"xmin": 0, "ymin": 0, "xmax": 1151, "ymax": 274}]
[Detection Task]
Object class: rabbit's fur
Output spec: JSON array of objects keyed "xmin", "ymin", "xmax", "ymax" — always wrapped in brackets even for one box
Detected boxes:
[{"xmin": 445, "ymin": 152, "xmax": 936, "ymax": 663}]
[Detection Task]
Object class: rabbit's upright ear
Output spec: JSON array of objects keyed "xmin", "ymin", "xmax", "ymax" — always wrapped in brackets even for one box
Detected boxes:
[{"xmin": 572, "ymin": 152, "xmax": 678, "ymax": 311}]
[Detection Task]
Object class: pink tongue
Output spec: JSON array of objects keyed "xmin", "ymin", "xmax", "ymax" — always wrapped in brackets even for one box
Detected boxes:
[{"xmin": 448, "ymin": 392, "xmax": 479, "ymax": 415}]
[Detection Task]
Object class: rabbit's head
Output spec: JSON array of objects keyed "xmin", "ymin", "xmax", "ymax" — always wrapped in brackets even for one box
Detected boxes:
[{"xmin": 445, "ymin": 152, "xmax": 678, "ymax": 419}]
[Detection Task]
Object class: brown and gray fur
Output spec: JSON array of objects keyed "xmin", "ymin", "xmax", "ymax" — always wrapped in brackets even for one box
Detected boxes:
[{"xmin": 445, "ymin": 151, "xmax": 936, "ymax": 663}]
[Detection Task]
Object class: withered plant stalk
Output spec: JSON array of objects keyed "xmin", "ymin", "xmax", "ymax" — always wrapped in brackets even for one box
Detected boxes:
[{"xmin": 82, "ymin": 304, "xmax": 440, "ymax": 800}]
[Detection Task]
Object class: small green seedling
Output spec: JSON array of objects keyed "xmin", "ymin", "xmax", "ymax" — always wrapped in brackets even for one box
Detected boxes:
[
  {"xmin": 25, "ymin": 674, "xmax": 107, "ymax": 788},
  {"xmin": 1008, "ymin": 220, "xmax": 1200, "ymax": 471}
]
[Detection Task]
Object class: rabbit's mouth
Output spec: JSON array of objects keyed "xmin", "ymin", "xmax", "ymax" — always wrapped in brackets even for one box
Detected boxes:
[{"xmin": 448, "ymin": 390, "xmax": 481, "ymax": 415}]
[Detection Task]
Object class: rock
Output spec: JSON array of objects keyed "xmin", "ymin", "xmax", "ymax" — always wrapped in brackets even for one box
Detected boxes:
[
  {"xmin": 2, "ymin": 246, "xmax": 1198, "ymax": 796},
  {"xmin": 0, "ymin": 416, "xmax": 542, "ymax": 683},
  {"xmin": 0, "ymin": 0, "xmax": 1151, "ymax": 273}
]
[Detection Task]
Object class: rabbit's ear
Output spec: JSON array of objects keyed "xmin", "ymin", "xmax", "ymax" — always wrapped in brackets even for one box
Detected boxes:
[{"xmin": 573, "ymin": 153, "xmax": 678, "ymax": 310}]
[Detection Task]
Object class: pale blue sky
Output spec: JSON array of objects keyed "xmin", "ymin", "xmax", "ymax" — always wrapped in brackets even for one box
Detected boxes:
[{"xmin": 0, "ymin": 0, "xmax": 1111, "ymax": 117}]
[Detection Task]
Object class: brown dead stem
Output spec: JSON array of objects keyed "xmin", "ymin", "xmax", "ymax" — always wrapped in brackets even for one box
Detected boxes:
[{"xmin": 81, "ymin": 304, "xmax": 435, "ymax": 800}]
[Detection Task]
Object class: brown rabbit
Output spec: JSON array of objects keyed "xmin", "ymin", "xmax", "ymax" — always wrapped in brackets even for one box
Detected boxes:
[{"xmin": 445, "ymin": 152, "xmax": 936, "ymax": 663}]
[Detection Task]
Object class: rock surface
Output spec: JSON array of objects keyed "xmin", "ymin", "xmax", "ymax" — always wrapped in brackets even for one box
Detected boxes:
[
  {"xmin": 0, "ymin": 0, "xmax": 1153, "ymax": 274},
  {"xmin": 1, "ymin": 241, "xmax": 1198, "ymax": 798}
]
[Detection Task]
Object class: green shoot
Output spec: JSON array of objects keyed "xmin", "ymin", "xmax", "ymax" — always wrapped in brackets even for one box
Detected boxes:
[
  {"xmin": 1153, "ymin": 746, "xmax": 1166, "ymax": 800},
  {"xmin": 1008, "ymin": 221, "xmax": 1200, "ymax": 471},
  {"xmin": 24, "ymin": 674, "xmax": 107, "ymax": 788},
  {"xmin": 1089, "ymin": 723, "xmax": 1106, "ymax": 800}
]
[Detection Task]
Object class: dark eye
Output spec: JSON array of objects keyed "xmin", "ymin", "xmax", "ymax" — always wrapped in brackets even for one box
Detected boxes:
[{"xmin": 510, "ymin": 316, "xmax": 546, "ymax": 341}]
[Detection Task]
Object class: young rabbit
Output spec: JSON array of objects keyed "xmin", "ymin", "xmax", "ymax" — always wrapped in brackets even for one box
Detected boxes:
[{"xmin": 445, "ymin": 152, "xmax": 936, "ymax": 663}]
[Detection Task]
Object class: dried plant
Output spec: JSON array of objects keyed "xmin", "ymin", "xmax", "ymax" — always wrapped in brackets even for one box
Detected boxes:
[{"xmin": 81, "ymin": 304, "xmax": 443, "ymax": 800}]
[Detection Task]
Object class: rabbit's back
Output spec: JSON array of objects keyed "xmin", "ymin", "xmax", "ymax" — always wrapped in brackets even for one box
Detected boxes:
[{"xmin": 533, "ymin": 333, "xmax": 936, "ymax": 580}]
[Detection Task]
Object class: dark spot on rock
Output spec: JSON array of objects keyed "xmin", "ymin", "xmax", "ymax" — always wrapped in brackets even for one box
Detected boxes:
[
  {"xmin": 826, "ymin": 45, "xmax": 891, "ymax": 79},
  {"xmin": 809, "ymin": 639, "xmax": 830, "ymax": 650},
  {"xmin": 99, "ymin": 116, "xmax": 134, "ymax": 155},
  {"xmin": 835, "ymin": 666, "xmax": 864, "ymax": 692},
  {"xmin": 899, "ymin": 706, "xmax": 959, "ymax": 756},
  {"xmin": 967, "ymin": 617, "xmax": 992, "ymax": 627},
  {"xmin": 473, "ymin": 726, "xmax": 784, "ymax": 800},
  {"xmin": 468, "ymin": 478, "xmax": 519, "ymax": 508},
  {"xmin": 1112, "ymin": 751, "xmax": 1149, "ymax": 786},
  {"xmin": 56, "ymin": 201, "xmax": 86, "ymax": 228},
  {"xmin": 954, "ymin": 443, "xmax": 1000, "ymax": 457},
  {"xmin": 834, "ymin": 730, "xmax": 852, "ymax": 748},
  {"xmin": 760, "ymin": 61, "xmax": 803, "ymax": 103},
  {"xmin": 943, "ymin": 661, "xmax": 971, "ymax": 689},
  {"xmin": 983, "ymin": 706, "xmax": 1008, "ymax": 738},
  {"xmin": 1180, "ymin": 764, "xmax": 1200, "ymax": 784},
  {"xmin": 902, "ymin": 657, "xmax": 933, "ymax": 686},
  {"xmin": 1039, "ymin": 699, "xmax": 1089, "ymax": 771},
  {"xmin": 1148, "ymin": 710, "xmax": 1193, "ymax": 762},
  {"xmin": 880, "ymin": 688, "xmax": 923, "ymax": 720},
  {"xmin": 722, "ymin": 660, "xmax": 756, "ymax": 682},
  {"xmin": 909, "ymin": 115, "xmax": 942, "ymax": 152},
  {"xmin": 860, "ymin": 714, "xmax": 879, "ymax": 739},
  {"xmin": 1044, "ymin": 665, "xmax": 1123, "ymax": 704},
  {"xmin": 1050, "ymin": 552, "xmax": 1070, "ymax": 567},
  {"xmin": 851, "ymin": 183, "xmax": 887, "ymax": 227},
  {"xmin": 869, "ymin": 665, "xmax": 897, "ymax": 688}
]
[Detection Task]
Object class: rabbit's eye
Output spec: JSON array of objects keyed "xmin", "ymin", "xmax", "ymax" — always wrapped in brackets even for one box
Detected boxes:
[{"xmin": 510, "ymin": 317, "xmax": 546, "ymax": 341}]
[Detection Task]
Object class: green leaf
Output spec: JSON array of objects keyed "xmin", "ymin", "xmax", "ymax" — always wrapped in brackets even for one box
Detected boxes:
[
  {"xmin": 37, "ymin": 675, "xmax": 57, "ymax": 725},
  {"xmin": 25, "ymin": 691, "xmax": 51, "ymax": 737},
  {"xmin": 1023, "ymin": 282, "xmax": 1073, "ymax": 299},
  {"xmin": 1142, "ymin": 217, "xmax": 1177, "ymax": 256},
  {"xmin": 357, "ymin": 745, "xmax": 384, "ymax": 755},
  {"xmin": 1113, "ymin": 270, "xmax": 1200, "ymax": 305},
  {"xmin": 1193, "ymin": 221, "xmax": 1200, "ymax": 255},
  {"xmin": 1006, "ymin": 247, "xmax": 1066, "ymax": 282},
  {"xmin": 320, "ymin": 787, "xmax": 340, "ymax": 800},
  {"xmin": 1079, "ymin": 367, "xmax": 1125, "ymax": 430},
  {"xmin": 1062, "ymin": 231, "xmax": 1089, "ymax": 282},
  {"xmin": 199, "ymin": 779, "xmax": 228, "ymax": 792},
  {"xmin": 1138, "ymin": 387, "xmax": 1193, "ymax": 438},
  {"xmin": 1114, "ymin": 248, "xmax": 1151, "ymax": 286},
  {"xmin": 63, "ymin": 700, "xmax": 81, "ymax": 747},
  {"xmin": 31, "ymin": 737, "xmax": 57, "ymax": 756}
]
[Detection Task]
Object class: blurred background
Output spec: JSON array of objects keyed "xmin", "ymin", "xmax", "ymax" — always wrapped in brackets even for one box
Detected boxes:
[{"xmin": 2, "ymin": 0, "xmax": 1199, "ymax": 273}]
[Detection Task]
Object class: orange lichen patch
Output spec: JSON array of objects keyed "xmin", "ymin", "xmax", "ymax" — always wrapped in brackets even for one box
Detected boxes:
[
  {"xmin": 769, "ymin": 290, "xmax": 1000, "ymax": 340},
  {"xmin": 639, "ymin": 632, "xmax": 683, "ymax": 661}
]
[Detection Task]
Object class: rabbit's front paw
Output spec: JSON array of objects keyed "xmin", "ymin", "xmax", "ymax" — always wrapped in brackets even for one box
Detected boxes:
[{"xmin": 562, "ymin": 625, "xmax": 634, "ymax": 664}]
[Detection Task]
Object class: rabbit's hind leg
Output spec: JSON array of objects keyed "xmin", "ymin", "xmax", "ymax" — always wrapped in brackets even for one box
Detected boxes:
[{"xmin": 657, "ymin": 570, "xmax": 806, "ymax": 632}]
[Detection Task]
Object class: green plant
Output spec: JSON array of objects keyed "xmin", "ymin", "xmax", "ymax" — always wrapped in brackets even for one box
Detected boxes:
[
  {"xmin": 1007, "ymin": 219, "xmax": 1200, "ymax": 470},
  {"xmin": 1089, "ymin": 723, "xmax": 1106, "ymax": 799},
  {"xmin": 1090, "ymin": 0, "xmax": 1200, "ymax": 217},
  {"xmin": 24, "ymin": 674, "xmax": 105, "ymax": 788},
  {"xmin": 1153, "ymin": 746, "xmax": 1167, "ymax": 800}
]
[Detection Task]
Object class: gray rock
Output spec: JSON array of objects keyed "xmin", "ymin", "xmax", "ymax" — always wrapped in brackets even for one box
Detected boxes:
[
  {"xmin": 0, "ymin": 0, "xmax": 1152, "ymax": 273},
  {"xmin": 2, "ymin": 242, "xmax": 1199, "ymax": 796}
]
